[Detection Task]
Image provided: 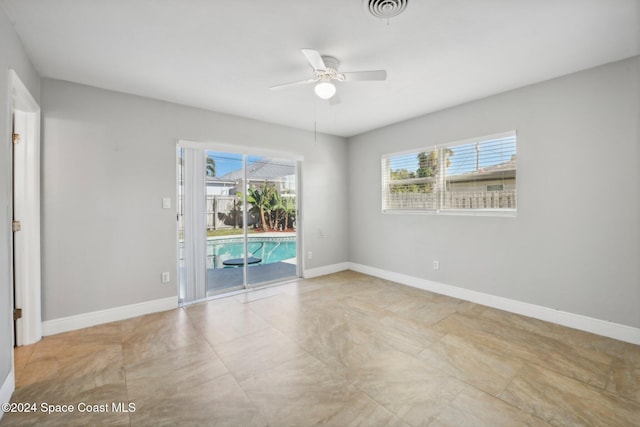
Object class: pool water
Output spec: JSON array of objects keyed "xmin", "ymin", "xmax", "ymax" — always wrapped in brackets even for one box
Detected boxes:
[{"xmin": 207, "ymin": 239, "xmax": 296, "ymax": 269}]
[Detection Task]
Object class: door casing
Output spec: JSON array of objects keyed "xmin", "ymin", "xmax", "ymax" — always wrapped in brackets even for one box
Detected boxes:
[{"xmin": 9, "ymin": 69, "xmax": 42, "ymax": 347}]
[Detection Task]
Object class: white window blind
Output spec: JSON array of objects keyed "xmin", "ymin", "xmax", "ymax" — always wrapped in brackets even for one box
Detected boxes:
[
  {"xmin": 381, "ymin": 147, "xmax": 440, "ymax": 211},
  {"xmin": 382, "ymin": 132, "xmax": 517, "ymax": 215},
  {"xmin": 181, "ymin": 146, "xmax": 207, "ymax": 302}
]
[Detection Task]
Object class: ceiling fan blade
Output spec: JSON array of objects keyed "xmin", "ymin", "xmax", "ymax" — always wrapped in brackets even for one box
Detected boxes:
[
  {"xmin": 270, "ymin": 78, "xmax": 316, "ymax": 91},
  {"xmin": 301, "ymin": 49, "xmax": 326, "ymax": 71},
  {"xmin": 342, "ymin": 70, "xmax": 387, "ymax": 81}
]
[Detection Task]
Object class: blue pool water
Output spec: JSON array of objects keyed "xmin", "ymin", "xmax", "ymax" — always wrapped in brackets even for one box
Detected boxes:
[{"xmin": 207, "ymin": 238, "xmax": 296, "ymax": 269}]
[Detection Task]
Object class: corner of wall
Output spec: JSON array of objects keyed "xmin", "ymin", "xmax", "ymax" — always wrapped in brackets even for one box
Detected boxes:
[{"xmin": 0, "ymin": 370, "xmax": 15, "ymax": 414}]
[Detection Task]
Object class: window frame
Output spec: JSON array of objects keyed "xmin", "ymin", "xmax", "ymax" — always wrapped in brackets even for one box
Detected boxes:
[{"xmin": 381, "ymin": 131, "xmax": 517, "ymax": 217}]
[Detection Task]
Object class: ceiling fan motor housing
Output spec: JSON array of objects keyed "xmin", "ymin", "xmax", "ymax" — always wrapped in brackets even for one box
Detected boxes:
[
  {"xmin": 317, "ymin": 56, "xmax": 341, "ymax": 81},
  {"xmin": 320, "ymin": 56, "xmax": 339, "ymax": 71}
]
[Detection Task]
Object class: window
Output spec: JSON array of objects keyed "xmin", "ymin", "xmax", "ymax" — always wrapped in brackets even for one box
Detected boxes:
[{"xmin": 381, "ymin": 131, "xmax": 517, "ymax": 215}]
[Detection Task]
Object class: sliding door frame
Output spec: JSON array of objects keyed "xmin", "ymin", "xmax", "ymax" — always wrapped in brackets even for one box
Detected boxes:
[{"xmin": 177, "ymin": 140, "xmax": 303, "ymax": 303}]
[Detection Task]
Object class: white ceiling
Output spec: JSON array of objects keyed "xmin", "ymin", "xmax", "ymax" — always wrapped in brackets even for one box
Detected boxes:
[{"xmin": 2, "ymin": 0, "xmax": 639, "ymax": 137}]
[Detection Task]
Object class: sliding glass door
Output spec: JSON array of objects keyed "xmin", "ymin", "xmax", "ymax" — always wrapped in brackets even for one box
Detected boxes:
[
  {"xmin": 178, "ymin": 145, "xmax": 298, "ymax": 304},
  {"xmin": 243, "ymin": 156, "xmax": 298, "ymax": 286}
]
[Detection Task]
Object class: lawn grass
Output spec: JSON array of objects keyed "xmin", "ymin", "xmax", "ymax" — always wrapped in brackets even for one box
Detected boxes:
[{"xmin": 207, "ymin": 228, "xmax": 258, "ymax": 237}]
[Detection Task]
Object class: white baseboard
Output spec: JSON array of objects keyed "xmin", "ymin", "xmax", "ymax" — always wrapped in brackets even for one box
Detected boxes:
[
  {"xmin": 0, "ymin": 370, "xmax": 15, "ymax": 416},
  {"xmin": 349, "ymin": 263, "xmax": 640, "ymax": 345},
  {"xmin": 42, "ymin": 297, "xmax": 178, "ymax": 336},
  {"xmin": 303, "ymin": 262, "xmax": 350, "ymax": 279}
]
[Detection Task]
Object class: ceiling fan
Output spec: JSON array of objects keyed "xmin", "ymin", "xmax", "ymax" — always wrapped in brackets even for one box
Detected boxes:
[{"xmin": 270, "ymin": 49, "xmax": 387, "ymax": 103}]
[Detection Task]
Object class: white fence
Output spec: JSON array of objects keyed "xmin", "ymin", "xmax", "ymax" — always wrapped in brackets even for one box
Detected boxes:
[
  {"xmin": 386, "ymin": 190, "xmax": 516, "ymax": 210},
  {"xmin": 444, "ymin": 190, "xmax": 516, "ymax": 209},
  {"xmin": 386, "ymin": 193, "xmax": 437, "ymax": 210}
]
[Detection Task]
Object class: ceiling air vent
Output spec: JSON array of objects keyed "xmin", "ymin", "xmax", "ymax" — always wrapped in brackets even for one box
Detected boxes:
[{"xmin": 364, "ymin": 0, "xmax": 408, "ymax": 20}]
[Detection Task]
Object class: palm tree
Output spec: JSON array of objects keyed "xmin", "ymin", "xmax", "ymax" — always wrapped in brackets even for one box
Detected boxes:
[
  {"xmin": 268, "ymin": 190, "xmax": 283, "ymax": 230},
  {"xmin": 282, "ymin": 195, "xmax": 296, "ymax": 230},
  {"xmin": 206, "ymin": 156, "xmax": 216, "ymax": 177},
  {"xmin": 246, "ymin": 181, "xmax": 274, "ymax": 231},
  {"xmin": 416, "ymin": 149, "xmax": 453, "ymax": 192}
]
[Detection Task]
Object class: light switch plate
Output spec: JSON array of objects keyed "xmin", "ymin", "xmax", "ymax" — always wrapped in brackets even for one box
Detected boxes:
[{"xmin": 162, "ymin": 197, "xmax": 171, "ymax": 209}]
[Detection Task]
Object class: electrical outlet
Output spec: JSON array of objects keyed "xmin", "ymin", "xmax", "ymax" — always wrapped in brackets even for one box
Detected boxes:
[
  {"xmin": 308, "ymin": 251, "xmax": 313, "ymax": 260},
  {"xmin": 161, "ymin": 272, "xmax": 170, "ymax": 283},
  {"xmin": 433, "ymin": 260, "xmax": 439, "ymax": 270}
]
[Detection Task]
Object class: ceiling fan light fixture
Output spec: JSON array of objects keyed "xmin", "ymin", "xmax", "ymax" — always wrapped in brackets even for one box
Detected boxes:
[{"xmin": 314, "ymin": 81, "xmax": 336, "ymax": 99}]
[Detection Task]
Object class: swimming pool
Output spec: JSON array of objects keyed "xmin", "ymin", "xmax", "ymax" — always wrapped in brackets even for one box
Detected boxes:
[{"xmin": 206, "ymin": 236, "xmax": 296, "ymax": 269}]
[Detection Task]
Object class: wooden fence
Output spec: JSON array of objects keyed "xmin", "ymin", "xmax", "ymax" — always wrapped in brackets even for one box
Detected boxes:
[
  {"xmin": 207, "ymin": 195, "xmax": 243, "ymax": 230},
  {"xmin": 386, "ymin": 190, "xmax": 516, "ymax": 210},
  {"xmin": 178, "ymin": 195, "xmax": 256, "ymax": 231}
]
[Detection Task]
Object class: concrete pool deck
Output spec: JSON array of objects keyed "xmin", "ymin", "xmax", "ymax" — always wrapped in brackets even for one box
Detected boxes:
[{"xmin": 205, "ymin": 260, "xmax": 297, "ymax": 294}]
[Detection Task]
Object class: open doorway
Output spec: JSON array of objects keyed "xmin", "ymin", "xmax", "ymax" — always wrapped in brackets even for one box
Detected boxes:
[{"xmin": 177, "ymin": 143, "xmax": 300, "ymax": 305}]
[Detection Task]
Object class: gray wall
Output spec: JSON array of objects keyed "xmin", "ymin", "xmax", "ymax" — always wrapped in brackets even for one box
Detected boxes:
[
  {"xmin": 348, "ymin": 56, "xmax": 640, "ymax": 328},
  {"xmin": 0, "ymin": 7, "xmax": 40, "ymax": 392},
  {"xmin": 41, "ymin": 78, "xmax": 348, "ymax": 321}
]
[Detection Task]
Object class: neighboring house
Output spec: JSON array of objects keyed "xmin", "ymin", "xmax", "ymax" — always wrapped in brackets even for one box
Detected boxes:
[
  {"xmin": 208, "ymin": 158, "xmax": 296, "ymax": 196},
  {"xmin": 205, "ymin": 178, "xmax": 236, "ymax": 196},
  {"xmin": 443, "ymin": 154, "xmax": 517, "ymax": 209},
  {"xmin": 446, "ymin": 154, "xmax": 516, "ymax": 193}
]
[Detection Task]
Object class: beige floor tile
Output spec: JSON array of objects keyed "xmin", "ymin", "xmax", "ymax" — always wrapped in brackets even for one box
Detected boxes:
[
  {"xmin": 607, "ymin": 356, "xmax": 640, "ymax": 404},
  {"xmin": 213, "ymin": 327, "xmax": 307, "ymax": 382},
  {"xmin": 338, "ymin": 295, "xmax": 393, "ymax": 320},
  {"xmin": 125, "ymin": 339, "xmax": 229, "ymax": 398},
  {"xmin": 240, "ymin": 353, "xmax": 402, "ymax": 426},
  {"xmin": 362, "ymin": 287, "xmax": 434, "ymax": 314},
  {"xmin": 347, "ymin": 348, "xmax": 468, "ymax": 426},
  {"xmin": 419, "ymin": 333, "xmax": 524, "ymax": 396},
  {"xmin": 435, "ymin": 312, "xmax": 613, "ymax": 389},
  {"xmin": 121, "ymin": 309, "xmax": 201, "ymax": 365},
  {"xmin": 500, "ymin": 364, "xmax": 640, "ymax": 426},
  {"xmin": 4, "ymin": 378, "xmax": 129, "ymax": 426},
  {"xmin": 5, "ymin": 271, "xmax": 640, "ymax": 427},
  {"xmin": 278, "ymin": 279, "xmax": 324, "ymax": 297},
  {"xmin": 287, "ymin": 307, "xmax": 352, "ymax": 349},
  {"xmin": 482, "ymin": 308, "xmax": 637, "ymax": 358},
  {"xmin": 13, "ymin": 342, "xmax": 35, "ymax": 374},
  {"xmin": 375, "ymin": 313, "xmax": 443, "ymax": 356},
  {"xmin": 244, "ymin": 293, "xmax": 305, "ymax": 331},
  {"xmin": 233, "ymin": 285, "xmax": 286, "ymax": 303},
  {"xmin": 297, "ymin": 318, "xmax": 394, "ymax": 370},
  {"xmin": 454, "ymin": 299, "xmax": 490, "ymax": 316},
  {"xmin": 15, "ymin": 322, "xmax": 125, "ymax": 391},
  {"xmin": 429, "ymin": 386, "xmax": 551, "ymax": 427},
  {"xmin": 185, "ymin": 296, "xmax": 271, "ymax": 345},
  {"xmin": 130, "ymin": 373, "xmax": 267, "ymax": 426},
  {"xmin": 321, "ymin": 392, "xmax": 411, "ymax": 427},
  {"xmin": 406, "ymin": 298, "xmax": 464, "ymax": 326}
]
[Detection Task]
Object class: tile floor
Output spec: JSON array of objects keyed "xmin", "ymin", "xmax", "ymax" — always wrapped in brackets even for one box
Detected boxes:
[{"xmin": 2, "ymin": 271, "xmax": 639, "ymax": 426}]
